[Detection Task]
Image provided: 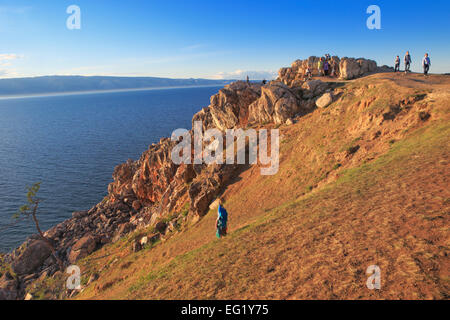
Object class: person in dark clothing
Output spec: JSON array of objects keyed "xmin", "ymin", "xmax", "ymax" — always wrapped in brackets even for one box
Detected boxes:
[
  {"xmin": 404, "ymin": 51, "xmax": 412, "ymax": 73},
  {"xmin": 394, "ymin": 56, "xmax": 400, "ymax": 72},
  {"xmin": 422, "ymin": 53, "xmax": 431, "ymax": 76},
  {"xmin": 323, "ymin": 60, "xmax": 330, "ymax": 76}
]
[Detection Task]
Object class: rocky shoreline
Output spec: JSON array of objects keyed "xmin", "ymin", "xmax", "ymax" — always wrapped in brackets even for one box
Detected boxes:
[{"xmin": 0, "ymin": 56, "xmax": 391, "ymax": 300}]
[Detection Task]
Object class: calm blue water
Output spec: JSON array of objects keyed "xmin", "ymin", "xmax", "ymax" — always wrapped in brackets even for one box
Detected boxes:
[{"xmin": 0, "ymin": 86, "xmax": 221, "ymax": 252}]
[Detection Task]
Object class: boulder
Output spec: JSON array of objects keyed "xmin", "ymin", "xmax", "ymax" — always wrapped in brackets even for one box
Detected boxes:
[
  {"xmin": 68, "ymin": 235, "xmax": 97, "ymax": 263},
  {"xmin": 12, "ymin": 240, "xmax": 52, "ymax": 275},
  {"xmin": 155, "ymin": 221, "xmax": 167, "ymax": 234},
  {"xmin": 339, "ymin": 58, "xmax": 377, "ymax": 80},
  {"xmin": 116, "ymin": 222, "xmax": 134, "ymax": 238},
  {"xmin": 316, "ymin": 92, "xmax": 334, "ymax": 108},
  {"xmin": 248, "ymin": 82, "xmax": 301, "ymax": 125}
]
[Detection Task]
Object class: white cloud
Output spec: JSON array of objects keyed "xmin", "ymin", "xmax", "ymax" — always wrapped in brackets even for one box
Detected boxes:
[
  {"xmin": 0, "ymin": 53, "xmax": 22, "ymax": 78},
  {"xmin": 0, "ymin": 54, "xmax": 20, "ymax": 62},
  {"xmin": 212, "ymin": 69, "xmax": 277, "ymax": 80}
]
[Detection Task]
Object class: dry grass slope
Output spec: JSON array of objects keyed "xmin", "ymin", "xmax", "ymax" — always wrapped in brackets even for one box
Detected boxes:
[{"xmin": 63, "ymin": 73, "xmax": 449, "ymax": 300}]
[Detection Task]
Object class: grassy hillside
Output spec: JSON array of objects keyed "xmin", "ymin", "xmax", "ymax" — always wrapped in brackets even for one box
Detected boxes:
[{"xmin": 30, "ymin": 73, "xmax": 449, "ymax": 300}]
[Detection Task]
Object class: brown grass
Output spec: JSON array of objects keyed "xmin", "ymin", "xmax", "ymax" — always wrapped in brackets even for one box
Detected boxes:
[{"xmin": 69, "ymin": 73, "xmax": 450, "ymax": 300}]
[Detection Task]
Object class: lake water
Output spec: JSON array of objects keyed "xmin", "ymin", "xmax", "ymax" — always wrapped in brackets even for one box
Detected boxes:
[{"xmin": 0, "ymin": 86, "xmax": 221, "ymax": 252}]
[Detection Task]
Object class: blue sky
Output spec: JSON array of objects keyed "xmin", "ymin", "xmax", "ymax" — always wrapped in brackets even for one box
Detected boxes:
[{"xmin": 1, "ymin": 0, "xmax": 449, "ymax": 79}]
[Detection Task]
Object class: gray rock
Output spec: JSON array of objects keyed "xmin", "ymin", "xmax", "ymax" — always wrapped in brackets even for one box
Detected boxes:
[
  {"xmin": 12, "ymin": 240, "xmax": 52, "ymax": 275},
  {"xmin": 68, "ymin": 235, "xmax": 96, "ymax": 263},
  {"xmin": 316, "ymin": 93, "xmax": 334, "ymax": 108}
]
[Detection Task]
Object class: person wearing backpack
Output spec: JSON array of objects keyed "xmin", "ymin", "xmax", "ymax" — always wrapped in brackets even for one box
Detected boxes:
[
  {"xmin": 404, "ymin": 51, "xmax": 412, "ymax": 73},
  {"xmin": 422, "ymin": 53, "xmax": 431, "ymax": 76},
  {"xmin": 216, "ymin": 200, "xmax": 228, "ymax": 238},
  {"xmin": 394, "ymin": 56, "xmax": 400, "ymax": 72}
]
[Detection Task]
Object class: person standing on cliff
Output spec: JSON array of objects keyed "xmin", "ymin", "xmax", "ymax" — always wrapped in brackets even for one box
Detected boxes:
[
  {"xmin": 394, "ymin": 55, "xmax": 400, "ymax": 72},
  {"xmin": 404, "ymin": 51, "xmax": 412, "ymax": 74},
  {"xmin": 422, "ymin": 53, "xmax": 431, "ymax": 76},
  {"xmin": 216, "ymin": 200, "xmax": 228, "ymax": 239},
  {"xmin": 246, "ymin": 75, "xmax": 250, "ymax": 86},
  {"xmin": 323, "ymin": 60, "xmax": 330, "ymax": 76},
  {"xmin": 318, "ymin": 58, "xmax": 324, "ymax": 76}
]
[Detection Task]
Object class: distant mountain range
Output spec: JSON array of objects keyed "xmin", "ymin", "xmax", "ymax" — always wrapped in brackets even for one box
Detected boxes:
[{"xmin": 0, "ymin": 76, "xmax": 234, "ymax": 97}]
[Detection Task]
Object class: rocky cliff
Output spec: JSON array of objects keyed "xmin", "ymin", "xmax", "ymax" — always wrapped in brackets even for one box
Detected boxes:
[
  {"xmin": 278, "ymin": 56, "xmax": 393, "ymax": 86},
  {"xmin": 0, "ymin": 55, "xmax": 394, "ymax": 300}
]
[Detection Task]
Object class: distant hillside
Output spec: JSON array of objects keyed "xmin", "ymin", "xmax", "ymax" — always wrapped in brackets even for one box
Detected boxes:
[{"xmin": 0, "ymin": 76, "xmax": 233, "ymax": 96}]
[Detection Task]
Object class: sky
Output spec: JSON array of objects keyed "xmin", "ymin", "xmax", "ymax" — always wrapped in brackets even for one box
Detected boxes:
[{"xmin": 0, "ymin": 0, "xmax": 449, "ymax": 79}]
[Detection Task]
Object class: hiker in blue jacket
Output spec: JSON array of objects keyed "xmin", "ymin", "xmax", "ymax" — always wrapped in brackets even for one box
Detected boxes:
[
  {"xmin": 422, "ymin": 53, "xmax": 431, "ymax": 76},
  {"xmin": 216, "ymin": 201, "xmax": 228, "ymax": 238}
]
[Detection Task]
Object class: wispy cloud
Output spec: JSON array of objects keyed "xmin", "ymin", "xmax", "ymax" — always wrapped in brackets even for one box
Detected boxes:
[
  {"xmin": 212, "ymin": 69, "xmax": 277, "ymax": 80},
  {"xmin": 0, "ymin": 53, "xmax": 21, "ymax": 63},
  {"xmin": 180, "ymin": 44, "xmax": 206, "ymax": 52},
  {"xmin": 0, "ymin": 53, "xmax": 23, "ymax": 78},
  {"xmin": 0, "ymin": 6, "xmax": 32, "ymax": 14}
]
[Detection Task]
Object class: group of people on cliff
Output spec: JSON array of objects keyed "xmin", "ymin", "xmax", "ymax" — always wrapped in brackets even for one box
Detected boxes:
[
  {"xmin": 303, "ymin": 51, "xmax": 432, "ymax": 80},
  {"xmin": 303, "ymin": 54, "xmax": 338, "ymax": 80},
  {"xmin": 394, "ymin": 51, "xmax": 432, "ymax": 75}
]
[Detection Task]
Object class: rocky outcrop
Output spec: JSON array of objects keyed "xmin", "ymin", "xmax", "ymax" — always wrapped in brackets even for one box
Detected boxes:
[
  {"xmin": 12, "ymin": 240, "xmax": 52, "ymax": 275},
  {"xmin": 248, "ymin": 82, "xmax": 302, "ymax": 125},
  {"xmin": 339, "ymin": 58, "xmax": 377, "ymax": 80},
  {"xmin": 193, "ymin": 81, "xmax": 261, "ymax": 131},
  {"xmin": 279, "ymin": 56, "xmax": 341, "ymax": 86},
  {"xmin": 68, "ymin": 235, "xmax": 97, "ymax": 263},
  {"xmin": 278, "ymin": 55, "xmax": 384, "ymax": 85}
]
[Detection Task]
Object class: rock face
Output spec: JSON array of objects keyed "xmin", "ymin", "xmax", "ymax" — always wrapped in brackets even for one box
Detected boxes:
[
  {"xmin": 193, "ymin": 81, "xmax": 261, "ymax": 131},
  {"xmin": 12, "ymin": 240, "xmax": 52, "ymax": 275},
  {"xmin": 68, "ymin": 235, "xmax": 97, "ymax": 263},
  {"xmin": 339, "ymin": 58, "xmax": 377, "ymax": 80},
  {"xmin": 278, "ymin": 55, "xmax": 382, "ymax": 85},
  {"xmin": 248, "ymin": 82, "xmax": 302, "ymax": 125},
  {"xmin": 279, "ymin": 56, "xmax": 341, "ymax": 86}
]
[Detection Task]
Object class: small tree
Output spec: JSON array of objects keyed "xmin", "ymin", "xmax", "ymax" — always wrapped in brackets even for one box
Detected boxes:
[{"xmin": 14, "ymin": 182, "xmax": 63, "ymax": 269}]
